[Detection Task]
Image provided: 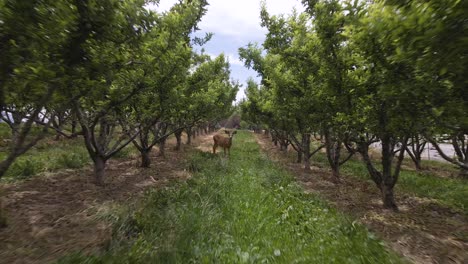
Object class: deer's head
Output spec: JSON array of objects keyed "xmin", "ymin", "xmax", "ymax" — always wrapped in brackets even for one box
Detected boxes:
[{"xmin": 225, "ymin": 130, "xmax": 237, "ymax": 140}]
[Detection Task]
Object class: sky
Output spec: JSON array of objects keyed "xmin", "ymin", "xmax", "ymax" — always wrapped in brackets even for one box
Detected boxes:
[{"xmin": 147, "ymin": 0, "xmax": 305, "ymax": 102}]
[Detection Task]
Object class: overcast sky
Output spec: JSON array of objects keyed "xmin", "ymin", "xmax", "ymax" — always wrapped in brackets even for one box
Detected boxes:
[{"xmin": 147, "ymin": 0, "xmax": 305, "ymax": 102}]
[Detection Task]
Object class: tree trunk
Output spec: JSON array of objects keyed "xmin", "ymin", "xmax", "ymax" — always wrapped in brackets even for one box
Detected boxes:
[
  {"xmin": 324, "ymin": 129, "xmax": 342, "ymax": 183},
  {"xmin": 362, "ymin": 148, "xmax": 398, "ymax": 210},
  {"xmin": 0, "ymin": 209, "xmax": 6, "ymax": 228},
  {"xmin": 297, "ymin": 150, "xmax": 303, "ymax": 163},
  {"xmin": 272, "ymin": 133, "xmax": 278, "ymax": 146},
  {"xmin": 414, "ymin": 159, "xmax": 422, "ymax": 171},
  {"xmin": 381, "ymin": 184, "xmax": 398, "ymax": 210},
  {"xmin": 175, "ymin": 130, "xmax": 182, "ymax": 151},
  {"xmin": 303, "ymin": 156, "xmax": 311, "ymax": 172},
  {"xmin": 406, "ymin": 135, "xmax": 425, "ymax": 171},
  {"xmin": 71, "ymin": 120, "xmax": 77, "ymax": 136},
  {"xmin": 140, "ymin": 149, "xmax": 151, "ymax": 168},
  {"xmin": 380, "ymin": 136, "xmax": 398, "ymax": 210},
  {"xmin": 280, "ymin": 142, "xmax": 288, "ymax": 152},
  {"xmin": 0, "ymin": 123, "xmax": 47, "ymax": 179},
  {"xmin": 425, "ymin": 133, "xmax": 468, "ymax": 175},
  {"xmin": 0, "ymin": 188, "xmax": 6, "ymax": 228},
  {"xmin": 302, "ymin": 134, "xmax": 311, "ymax": 172},
  {"xmin": 358, "ymin": 135, "xmax": 407, "ymax": 211},
  {"xmin": 186, "ymin": 128, "xmax": 192, "ymax": 145},
  {"xmin": 327, "ymin": 133, "xmax": 342, "ymax": 183},
  {"xmin": 331, "ymin": 167, "xmax": 340, "ymax": 184},
  {"xmin": 93, "ymin": 156, "xmax": 107, "ymax": 186},
  {"xmin": 405, "ymin": 142, "xmax": 422, "ymax": 171},
  {"xmin": 159, "ymin": 137, "xmax": 167, "ymax": 157}
]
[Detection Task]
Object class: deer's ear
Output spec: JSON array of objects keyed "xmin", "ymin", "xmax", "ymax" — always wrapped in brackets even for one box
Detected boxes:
[
  {"xmin": 232, "ymin": 131, "xmax": 237, "ymax": 134},
  {"xmin": 224, "ymin": 130, "xmax": 229, "ymax": 134}
]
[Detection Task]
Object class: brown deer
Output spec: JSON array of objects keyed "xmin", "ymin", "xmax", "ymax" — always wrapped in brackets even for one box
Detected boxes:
[{"xmin": 213, "ymin": 130, "xmax": 237, "ymax": 156}]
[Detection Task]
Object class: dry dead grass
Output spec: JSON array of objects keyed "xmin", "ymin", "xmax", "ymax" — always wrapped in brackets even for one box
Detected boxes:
[
  {"xmin": 0, "ymin": 132, "xmax": 214, "ymax": 264},
  {"xmin": 2, "ymin": 132, "xmax": 465, "ymax": 264},
  {"xmin": 256, "ymin": 134, "xmax": 468, "ymax": 264}
]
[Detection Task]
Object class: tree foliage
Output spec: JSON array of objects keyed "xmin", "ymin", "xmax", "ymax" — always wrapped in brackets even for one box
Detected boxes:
[
  {"xmin": 241, "ymin": 0, "xmax": 467, "ymax": 210},
  {"xmin": 0, "ymin": 0, "xmax": 238, "ymax": 183}
]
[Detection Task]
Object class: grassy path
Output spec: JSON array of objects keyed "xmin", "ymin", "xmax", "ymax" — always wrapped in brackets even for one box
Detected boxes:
[{"xmin": 62, "ymin": 131, "xmax": 402, "ymax": 263}]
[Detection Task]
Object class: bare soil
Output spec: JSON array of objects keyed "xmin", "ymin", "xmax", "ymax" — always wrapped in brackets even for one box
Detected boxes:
[
  {"xmin": 3, "ymin": 131, "xmax": 465, "ymax": 264},
  {"xmin": 0, "ymin": 133, "xmax": 214, "ymax": 264},
  {"xmin": 256, "ymin": 133, "xmax": 468, "ymax": 264}
]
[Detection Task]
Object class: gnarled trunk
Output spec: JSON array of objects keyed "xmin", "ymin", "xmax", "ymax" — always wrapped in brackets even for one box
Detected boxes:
[
  {"xmin": 140, "ymin": 149, "xmax": 151, "ymax": 168},
  {"xmin": 405, "ymin": 135, "xmax": 426, "ymax": 171},
  {"xmin": 0, "ymin": 188, "xmax": 6, "ymax": 228},
  {"xmin": 425, "ymin": 133, "xmax": 468, "ymax": 178},
  {"xmin": 296, "ymin": 150, "xmax": 303, "ymax": 163},
  {"xmin": 358, "ymin": 135, "xmax": 408, "ymax": 211},
  {"xmin": 302, "ymin": 134, "xmax": 311, "ymax": 172},
  {"xmin": 280, "ymin": 141, "xmax": 288, "ymax": 152},
  {"xmin": 272, "ymin": 134, "xmax": 278, "ymax": 146},
  {"xmin": 412, "ymin": 156, "xmax": 422, "ymax": 171},
  {"xmin": 175, "ymin": 130, "xmax": 182, "ymax": 151},
  {"xmin": 93, "ymin": 156, "xmax": 107, "ymax": 186},
  {"xmin": 0, "ymin": 209, "xmax": 6, "ymax": 228},
  {"xmin": 381, "ymin": 183, "xmax": 397, "ymax": 210},
  {"xmin": 186, "ymin": 128, "xmax": 192, "ymax": 145},
  {"xmin": 71, "ymin": 119, "xmax": 77, "ymax": 136},
  {"xmin": 324, "ymin": 129, "xmax": 342, "ymax": 183},
  {"xmin": 331, "ymin": 166, "xmax": 340, "ymax": 183},
  {"xmin": 159, "ymin": 137, "xmax": 167, "ymax": 157}
]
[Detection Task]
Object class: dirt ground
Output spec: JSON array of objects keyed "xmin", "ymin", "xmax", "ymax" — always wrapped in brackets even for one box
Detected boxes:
[
  {"xmin": 2, "ymin": 131, "xmax": 466, "ymax": 264},
  {"xmin": 256, "ymin": 133, "xmax": 468, "ymax": 264},
  {"xmin": 0, "ymin": 133, "xmax": 215, "ymax": 264}
]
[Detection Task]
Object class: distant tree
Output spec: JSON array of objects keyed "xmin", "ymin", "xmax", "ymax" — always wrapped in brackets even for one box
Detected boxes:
[
  {"xmin": 71, "ymin": 0, "xmax": 209, "ymax": 184},
  {"xmin": 119, "ymin": 3, "xmax": 200, "ymax": 167},
  {"xmin": 182, "ymin": 53, "xmax": 239, "ymax": 144}
]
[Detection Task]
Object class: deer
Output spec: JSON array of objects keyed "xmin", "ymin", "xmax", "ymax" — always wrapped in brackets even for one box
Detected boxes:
[{"xmin": 213, "ymin": 130, "xmax": 237, "ymax": 156}]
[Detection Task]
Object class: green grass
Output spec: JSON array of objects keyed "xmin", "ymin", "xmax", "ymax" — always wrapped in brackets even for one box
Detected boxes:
[
  {"xmin": 0, "ymin": 123, "xmax": 11, "ymax": 140},
  {"xmin": 310, "ymin": 153, "xmax": 468, "ymax": 214},
  {"xmin": 419, "ymin": 159, "xmax": 460, "ymax": 174},
  {"xmin": 59, "ymin": 131, "xmax": 403, "ymax": 263},
  {"xmin": 0, "ymin": 137, "xmax": 90, "ymax": 181},
  {"xmin": 0, "ymin": 132, "xmax": 139, "ymax": 181}
]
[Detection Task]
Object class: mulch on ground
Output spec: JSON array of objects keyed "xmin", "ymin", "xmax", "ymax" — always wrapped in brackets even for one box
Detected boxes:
[
  {"xmin": 256, "ymin": 133, "xmax": 468, "ymax": 264},
  {"xmin": 0, "ymin": 134, "xmax": 212, "ymax": 264}
]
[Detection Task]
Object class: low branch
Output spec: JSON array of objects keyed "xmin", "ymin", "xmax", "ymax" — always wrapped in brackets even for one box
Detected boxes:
[{"xmin": 425, "ymin": 134, "xmax": 468, "ymax": 170}]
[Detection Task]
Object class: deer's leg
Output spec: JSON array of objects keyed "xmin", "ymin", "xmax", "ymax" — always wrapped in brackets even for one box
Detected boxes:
[{"xmin": 213, "ymin": 143, "xmax": 217, "ymax": 154}]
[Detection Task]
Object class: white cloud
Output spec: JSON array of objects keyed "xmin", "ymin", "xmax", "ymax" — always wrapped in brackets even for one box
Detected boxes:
[
  {"xmin": 204, "ymin": 52, "xmax": 218, "ymax": 60},
  {"xmin": 145, "ymin": 1, "xmax": 175, "ymax": 13},
  {"xmin": 151, "ymin": 0, "xmax": 304, "ymax": 39},
  {"xmin": 148, "ymin": 0, "xmax": 305, "ymax": 102},
  {"xmin": 226, "ymin": 53, "xmax": 244, "ymax": 67},
  {"xmin": 200, "ymin": 0, "xmax": 304, "ymax": 40}
]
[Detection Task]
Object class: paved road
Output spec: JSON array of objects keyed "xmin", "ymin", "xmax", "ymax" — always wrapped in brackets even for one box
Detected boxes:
[{"xmin": 370, "ymin": 142, "xmax": 456, "ymax": 163}]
